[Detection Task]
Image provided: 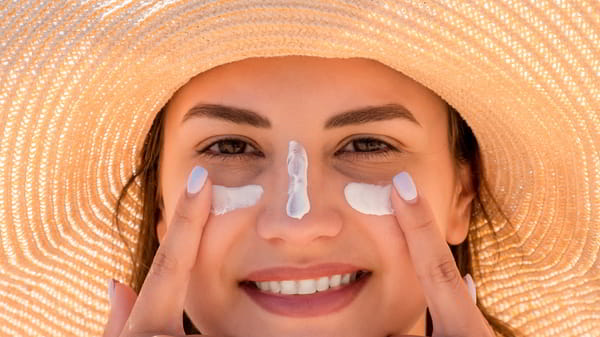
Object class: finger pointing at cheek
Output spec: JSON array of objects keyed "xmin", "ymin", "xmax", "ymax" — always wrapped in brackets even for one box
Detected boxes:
[
  {"xmin": 123, "ymin": 166, "xmax": 211, "ymax": 336},
  {"xmin": 390, "ymin": 172, "xmax": 493, "ymax": 336}
]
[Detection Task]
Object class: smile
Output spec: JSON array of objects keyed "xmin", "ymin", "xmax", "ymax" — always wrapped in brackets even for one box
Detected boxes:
[
  {"xmin": 239, "ymin": 264, "xmax": 372, "ymax": 317},
  {"xmin": 247, "ymin": 270, "xmax": 369, "ymax": 295}
]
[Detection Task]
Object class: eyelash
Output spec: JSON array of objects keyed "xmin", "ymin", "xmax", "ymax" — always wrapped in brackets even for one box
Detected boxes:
[
  {"xmin": 197, "ymin": 137, "xmax": 264, "ymax": 162},
  {"xmin": 196, "ymin": 137, "xmax": 399, "ymax": 161}
]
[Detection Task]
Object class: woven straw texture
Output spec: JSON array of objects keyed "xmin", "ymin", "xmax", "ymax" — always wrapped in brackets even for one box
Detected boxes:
[{"xmin": 1, "ymin": 0, "xmax": 598, "ymax": 336}]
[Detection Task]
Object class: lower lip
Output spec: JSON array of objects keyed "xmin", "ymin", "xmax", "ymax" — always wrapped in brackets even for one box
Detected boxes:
[{"xmin": 240, "ymin": 274, "xmax": 370, "ymax": 317}]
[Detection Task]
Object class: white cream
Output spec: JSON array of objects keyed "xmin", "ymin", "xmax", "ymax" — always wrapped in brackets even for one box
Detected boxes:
[
  {"xmin": 344, "ymin": 182, "xmax": 394, "ymax": 216},
  {"xmin": 211, "ymin": 184, "xmax": 264, "ymax": 215},
  {"xmin": 286, "ymin": 140, "xmax": 310, "ymax": 219}
]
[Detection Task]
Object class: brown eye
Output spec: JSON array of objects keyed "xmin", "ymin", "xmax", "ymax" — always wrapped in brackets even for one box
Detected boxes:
[
  {"xmin": 335, "ymin": 136, "xmax": 400, "ymax": 161},
  {"xmin": 351, "ymin": 138, "xmax": 389, "ymax": 152},
  {"xmin": 211, "ymin": 139, "xmax": 249, "ymax": 154},
  {"xmin": 197, "ymin": 137, "xmax": 264, "ymax": 161},
  {"xmin": 341, "ymin": 138, "xmax": 391, "ymax": 153}
]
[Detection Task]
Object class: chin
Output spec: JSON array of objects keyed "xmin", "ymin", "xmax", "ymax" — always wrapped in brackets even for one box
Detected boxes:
[{"xmin": 190, "ymin": 297, "xmax": 410, "ymax": 337}]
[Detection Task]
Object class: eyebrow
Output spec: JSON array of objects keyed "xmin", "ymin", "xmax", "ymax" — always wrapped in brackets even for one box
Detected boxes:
[
  {"xmin": 324, "ymin": 103, "xmax": 421, "ymax": 129},
  {"xmin": 181, "ymin": 104, "xmax": 271, "ymax": 128},
  {"xmin": 181, "ymin": 103, "xmax": 421, "ymax": 128}
]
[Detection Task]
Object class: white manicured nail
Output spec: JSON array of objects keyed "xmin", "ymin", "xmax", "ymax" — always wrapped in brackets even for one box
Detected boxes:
[
  {"xmin": 187, "ymin": 166, "xmax": 208, "ymax": 195},
  {"xmin": 393, "ymin": 171, "xmax": 417, "ymax": 202},
  {"xmin": 107, "ymin": 278, "xmax": 116, "ymax": 304},
  {"xmin": 463, "ymin": 273, "xmax": 476, "ymax": 303}
]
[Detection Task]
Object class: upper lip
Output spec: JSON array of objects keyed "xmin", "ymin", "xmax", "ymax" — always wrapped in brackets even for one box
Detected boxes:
[{"xmin": 242, "ymin": 263, "xmax": 369, "ymax": 282}]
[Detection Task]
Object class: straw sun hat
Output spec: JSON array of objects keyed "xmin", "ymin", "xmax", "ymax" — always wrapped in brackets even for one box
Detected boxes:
[{"xmin": 0, "ymin": 0, "xmax": 597, "ymax": 336}]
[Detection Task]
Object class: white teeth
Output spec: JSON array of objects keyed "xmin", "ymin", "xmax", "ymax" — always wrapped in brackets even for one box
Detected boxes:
[
  {"xmin": 253, "ymin": 271, "xmax": 367, "ymax": 295},
  {"xmin": 341, "ymin": 273, "xmax": 351, "ymax": 285},
  {"xmin": 269, "ymin": 281, "xmax": 281, "ymax": 293},
  {"xmin": 258, "ymin": 281, "xmax": 269, "ymax": 291},
  {"xmin": 280, "ymin": 280, "xmax": 297, "ymax": 295},
  {"xmin": 316, "ymin": 276, "xmax": 329, "ymax": 291},
  {"xmin": 329, "ymin": 274, "xmax": 342, "ymax": 288},
  {"xmin": 297, "ymin": 279, "xmax": 317, "ymax": 294}
]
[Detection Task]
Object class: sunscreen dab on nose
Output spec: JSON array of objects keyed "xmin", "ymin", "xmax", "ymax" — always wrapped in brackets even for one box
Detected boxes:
[
  {"xmin": 211, "ymin": 184, "xmax": 264, "ymax": 215},
  {"xmin": 286, "ymin": 140, "xmax": 310, "ymax": 219},
  {"xmin": 344, "ymin": 182, "xmax": 394, "ymax": 216}
]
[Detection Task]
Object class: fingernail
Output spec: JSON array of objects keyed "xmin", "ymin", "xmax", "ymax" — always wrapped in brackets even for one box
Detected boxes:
[
  {"xmin": 463, "ymin": 273, "xmax": 476, "ymax": 304},
  {"xmin": 393, "ymin": 172, "xmax": 417, "ymax": 202},
  {"xmin": 187, "ymin": 166, "xmax": 207, "ymax": 195},
  {"xmin": 107, "ymin": 278, "xmax": 118, "ymax": 303}
]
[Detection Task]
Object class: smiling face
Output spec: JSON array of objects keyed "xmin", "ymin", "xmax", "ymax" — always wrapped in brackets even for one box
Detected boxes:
[{"xmin": 156, "ymin": 56, "xmax": 474, "ymax": 337}]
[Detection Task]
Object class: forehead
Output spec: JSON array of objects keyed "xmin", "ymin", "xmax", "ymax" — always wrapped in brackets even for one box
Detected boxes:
[{"xmin": 166, "ymin": 56, "xmax": 447, "ymax": 129}]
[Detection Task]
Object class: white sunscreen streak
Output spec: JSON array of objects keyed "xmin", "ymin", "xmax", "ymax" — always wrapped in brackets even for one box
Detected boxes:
[
  {"xmin": 286, "ymin": 141, "xmax": 310, "ymax": 219},
  {"xmin": 211, "ymin": 185, "xmax": 264, "ymax": 215},
  {"xmin": 344, "ymin": 183, "xmax": 394, "ymax": 216}
]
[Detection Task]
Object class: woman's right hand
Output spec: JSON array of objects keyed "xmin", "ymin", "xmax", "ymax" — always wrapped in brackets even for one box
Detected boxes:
[{"xmin": 103, "ymin": 166, "xmax": 212, "ymax": 337}]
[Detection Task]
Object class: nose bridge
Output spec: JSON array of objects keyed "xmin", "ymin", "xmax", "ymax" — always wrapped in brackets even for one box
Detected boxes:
[
  {"xmin": 256, "ymin": 140, "xmax": 343, "ymax": 244},
  {"xmin": 286, "ymin": 140, "xmax": 310, "ymax": 219}
]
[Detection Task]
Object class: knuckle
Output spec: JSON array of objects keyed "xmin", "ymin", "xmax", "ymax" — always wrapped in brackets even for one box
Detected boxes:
[
  {"xmin": 428, "ymin": 255, "xmax": 461, "ymax": 289},
  {"xmin": 410, "ymin": 216, "xmax": 436, "ymax": 234},
  {"xmin": 149, "ymin": 250, "xmax": 179, "ymax": 278},
  {"xmin": 172, "ymin": 205, "xmax": 193, "ymax": 227}
]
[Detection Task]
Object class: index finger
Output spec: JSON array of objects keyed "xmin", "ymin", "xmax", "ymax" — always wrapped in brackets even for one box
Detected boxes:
[
  {"xmin": 390, "ymin": 172, "xmax": 484, "ymax": 335},
  {"xmin": 125, "ymin": 166, "xmax": 211, "ymax": 335}
]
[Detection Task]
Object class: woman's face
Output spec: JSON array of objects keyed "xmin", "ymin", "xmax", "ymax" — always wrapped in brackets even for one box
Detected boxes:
[{"xmin": 157, "ymin": 56, "xmax": 473, "ymax": 337}]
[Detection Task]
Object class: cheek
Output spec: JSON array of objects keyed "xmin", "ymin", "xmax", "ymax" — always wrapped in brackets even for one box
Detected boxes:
[
  {"xmin": 193, "ymin": 210, "xmax": 254, "ymax": 280},
  {"xmin": 333, "ymin": 160, "xmax": 408, "ymax": 185},
  {"xmin": 184, "ymin": 210, "xmax": 256, "ymax": 332},
  {"xmin": 412, "ymin": 166, "xmax": 456, "ymax": 237},
  {"xmin": 348, "ymin": 214, "xmax": 427, "ymax": 332},
  {"xmin": 204, "ymin": 163, "xmax": 265, "ymax": 186}
]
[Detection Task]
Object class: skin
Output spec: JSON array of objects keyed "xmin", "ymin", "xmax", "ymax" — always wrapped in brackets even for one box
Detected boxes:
[{"xmin": 104, "ymin": 56, "xmax": 493, "ymax": 337}]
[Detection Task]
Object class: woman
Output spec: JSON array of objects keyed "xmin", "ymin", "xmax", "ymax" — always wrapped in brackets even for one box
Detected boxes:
[
  {"xmin": 1, "ymin": 1, "xmax": 597, "ymax": 337},
  {"xmin": 108, "ymin": 55, "xmax": 502, "ymax": 336}
]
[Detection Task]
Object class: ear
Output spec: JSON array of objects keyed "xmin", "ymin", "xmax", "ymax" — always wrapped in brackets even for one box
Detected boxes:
[{"xmin": 446, "ymin": 163, "xmax": 476, "ymax": 245}]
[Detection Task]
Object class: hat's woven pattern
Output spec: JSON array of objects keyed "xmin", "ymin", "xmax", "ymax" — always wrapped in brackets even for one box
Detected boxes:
[{"xmin": 0, "ymin": 1, "xmax": 598, "ymax": 336}]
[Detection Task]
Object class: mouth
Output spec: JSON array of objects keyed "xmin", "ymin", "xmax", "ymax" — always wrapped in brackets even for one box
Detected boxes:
[
  {"xmin": 239, "ymin": 267, "xmax": 372, "ymax": 317},
  {"xmin": 240, "ymin": 270, "xmax": 370, "ymax": 294}
]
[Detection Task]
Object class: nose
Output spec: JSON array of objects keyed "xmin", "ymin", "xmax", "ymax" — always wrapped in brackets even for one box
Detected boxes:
[
  {"xmin": 256, "ymin": 205, "xmax": 343, "ymax": 245},
  {"xmin": 256, "ymin": 141, "xmax": 343, "ymax": 245}
]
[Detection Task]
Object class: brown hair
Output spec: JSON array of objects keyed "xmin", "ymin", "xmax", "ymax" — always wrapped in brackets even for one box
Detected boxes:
[{"xmin": 113, "ymin": 102, "xmax": 520, "ymax": 336}]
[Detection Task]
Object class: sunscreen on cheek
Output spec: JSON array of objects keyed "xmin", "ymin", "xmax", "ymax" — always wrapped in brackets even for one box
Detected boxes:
[
  {"xmin": 211, "ymin": 184, "xmax": 264, "ymax": 215},
  {"xmin": 344, "ymin": 182, "xmax": 394, "ymax": 215},
  {"xmin": 286, "ymin": 140, "xmax": 310, "ymax": 219}
]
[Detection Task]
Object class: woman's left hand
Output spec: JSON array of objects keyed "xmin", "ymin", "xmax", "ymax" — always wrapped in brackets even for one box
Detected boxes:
[{"xmin": 389, "ymin": 172, "xmax": 495, "ymax": 337}]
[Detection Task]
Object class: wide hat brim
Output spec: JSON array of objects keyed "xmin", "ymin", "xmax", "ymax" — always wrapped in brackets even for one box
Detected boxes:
[{"xmin": 1, "ymin": 1, "xmax": 598, "ymax": 336}]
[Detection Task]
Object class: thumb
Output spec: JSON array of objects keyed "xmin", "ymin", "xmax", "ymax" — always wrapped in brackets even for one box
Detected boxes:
[{"xmin": 103, "ymin": 279, "xmax": 138, "ymax": 337}]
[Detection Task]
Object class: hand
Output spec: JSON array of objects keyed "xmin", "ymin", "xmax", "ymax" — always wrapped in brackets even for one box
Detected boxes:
[
  {"xmin": 103, "ymin": 166, "xmax": 213, "ymax": 337},
  {"xmin": 390, "ymin": 172, "xmax": 494, "ymax": 337}
]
